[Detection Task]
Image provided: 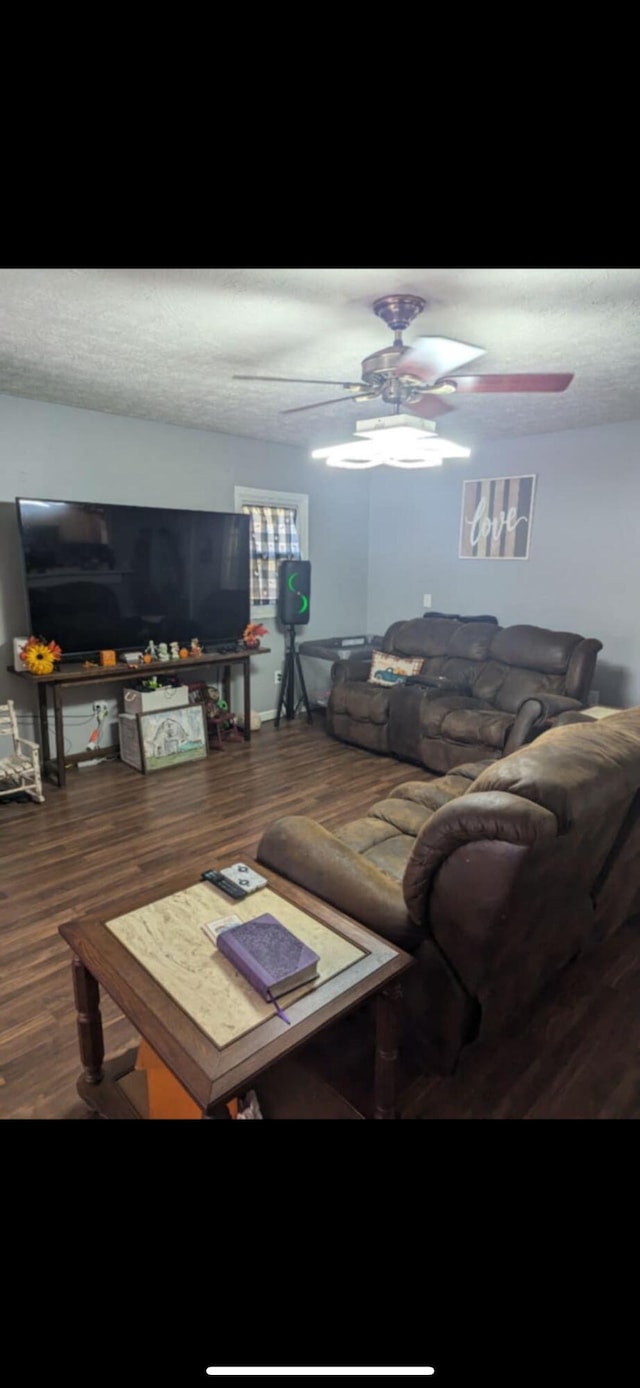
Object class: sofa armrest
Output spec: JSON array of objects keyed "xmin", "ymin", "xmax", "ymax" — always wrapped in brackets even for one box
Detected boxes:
[
  {"xmin": 523, "ymin": 693, "xmax": 585, "ymax": 719},
  {"xmin": 257, "ymin": 815, "xmax": 414, "ymax": 942},
  {"xmin": 331, "ymin": 658, "xmax": 372, "ymax": 686},
  {"xmin": 403, "ymin": 791, "xmax": 558, "ymax": 926},
  {"xmin": 504, "ymin": 694, "xmax": 585, "ymax": 753},
  {"xmin": 517, "ymin": 693, "xmax": 585, "ymax": 724}
]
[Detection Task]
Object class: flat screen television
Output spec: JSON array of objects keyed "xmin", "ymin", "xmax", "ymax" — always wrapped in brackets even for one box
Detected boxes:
[{"xmin": 16, "ymin": 497, "xmax": 251, "ymax": 658}]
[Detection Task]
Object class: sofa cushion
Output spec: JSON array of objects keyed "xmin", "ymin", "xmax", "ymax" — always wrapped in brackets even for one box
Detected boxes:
[
  {"xmin": 368, "ymin": 797, "xmax": 435, "ymax": 836},
  {"xmin": 331, "ymin": 680, "xmax": 391, "ymax": 724},
  {"xmin": 439, "ymin": 707, "xmax": 515, "ymax": 750},
  {"xmin": 491, "ymin": 667, "xmax": 567, "ymax": 714},
  {"xmin": 420, "ymin": 694, "xmax": 495, "ymax": 738},
  {"xmin": 362, "ymin": 835, "xmax": 415, "ymax": 882},
  {"xmin": 335, "ymin": 811, "xmax": 418, "ymax": 882},
  {"xmin": 392, "ymin": 762, "xmax": 490, "ymax": 807},
  {"xmin": 368, "ymin": 652, "xmax": 423, "ymax": 686},
  {"xmin": 336, "ymin": 817, "xmax": 404, "ymax": 854}
]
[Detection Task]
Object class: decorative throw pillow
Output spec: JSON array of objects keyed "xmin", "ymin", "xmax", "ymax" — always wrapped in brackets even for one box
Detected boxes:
[{"xmin": 368, "ymin": 652, "xmax": 424, "ymax": 686}]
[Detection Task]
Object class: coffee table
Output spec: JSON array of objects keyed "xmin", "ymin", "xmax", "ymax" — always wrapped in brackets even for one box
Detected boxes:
[{"xmin": 59, "ymin": 861, "xmax": 413, "ymax": 1120}]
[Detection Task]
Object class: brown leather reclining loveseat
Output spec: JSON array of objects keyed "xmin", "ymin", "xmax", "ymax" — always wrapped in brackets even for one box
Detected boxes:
[
  {"xmin": 259, "ymin": 711, "xmax": 640, "ymax": 1073},
  {"xmin": 327, "ymin": 614, "xmax": 602, "ymax": 774}
]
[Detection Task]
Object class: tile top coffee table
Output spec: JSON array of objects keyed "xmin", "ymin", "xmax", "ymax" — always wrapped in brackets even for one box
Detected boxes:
[{"xmin": 59, "ymin": 861, "xmax": 413, "ymax": 1119}]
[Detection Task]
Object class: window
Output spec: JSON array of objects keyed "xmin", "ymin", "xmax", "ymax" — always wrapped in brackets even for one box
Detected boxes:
[{"xmin": 234, "ymin": 487, "xmax": 309, "ymax": 615}]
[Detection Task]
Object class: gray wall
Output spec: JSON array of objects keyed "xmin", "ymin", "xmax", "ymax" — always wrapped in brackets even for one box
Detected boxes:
[
  {"xmin": 0, "ymin": 394, "xmax": 370, "ymax": 753},
  {"xmin": 367, "ymin": 419, "xmax": 640, "ymax": 706}
]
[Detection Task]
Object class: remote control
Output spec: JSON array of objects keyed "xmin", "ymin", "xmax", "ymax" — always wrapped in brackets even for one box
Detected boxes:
[{"xmin": 201, "ymin": 870, "xmax": 247, "ymax": 900}]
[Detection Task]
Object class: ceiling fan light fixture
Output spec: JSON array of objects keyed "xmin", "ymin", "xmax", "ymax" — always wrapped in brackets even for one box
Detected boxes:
[{"xmin": 311, "ymin": 414, "xmax": 471, "ymax": 470}]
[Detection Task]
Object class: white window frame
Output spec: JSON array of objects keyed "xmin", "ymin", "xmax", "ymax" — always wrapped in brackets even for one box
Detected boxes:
[{"xmin": 234, "ymin": 485, "xmax": 309, "ymax": 619}]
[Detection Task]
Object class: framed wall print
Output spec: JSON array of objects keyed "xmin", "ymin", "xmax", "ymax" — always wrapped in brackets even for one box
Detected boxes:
[{"xmin": 459, "ymin": 474, "xmax": 537, "ymax": 560}]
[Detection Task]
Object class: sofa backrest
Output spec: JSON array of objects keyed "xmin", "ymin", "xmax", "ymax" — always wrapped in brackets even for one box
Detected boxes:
[
  {"xmin": 474, "ymin": 625, "xmax": 602, "ymax": 710},
  {"xmin": 383, "ymin": 617, "xmax": 602, "ymax": 707},
  {"xmin": 469, "ymin": 708, "xmax": 640, "ymax": 829}
]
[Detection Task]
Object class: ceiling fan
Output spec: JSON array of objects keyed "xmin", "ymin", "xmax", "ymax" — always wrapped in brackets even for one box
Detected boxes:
[{"xmin": 233, "ymin": 294, "xmax": 574, "ymax": 419}]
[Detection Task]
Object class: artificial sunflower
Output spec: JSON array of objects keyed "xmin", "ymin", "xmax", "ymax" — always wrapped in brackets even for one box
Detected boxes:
[{"xmin": 21, "ymin": 637, "xmax": 62, "ymax": 676}]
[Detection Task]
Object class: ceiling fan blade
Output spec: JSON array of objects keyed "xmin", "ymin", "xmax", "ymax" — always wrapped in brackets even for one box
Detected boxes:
[
  {"xmin": 442, "ymin": 372, "xmax": 574, "ymax": 393},
  {"xmin": 281, "ymin": 394, "xmax": 377, "ymax": 416},
  {"xmin": 233, "ymin": 375, "xmax": 364, "ymax": 388},
  {"xmin": 405, "ymin": 395, "xmax": 455, "ymax": 419},
  {"xmin": 397, "ymin": 336, "xmax": 486, "ymax": 383}
]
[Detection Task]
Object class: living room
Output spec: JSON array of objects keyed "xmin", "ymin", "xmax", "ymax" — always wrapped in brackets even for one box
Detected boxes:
[{"xmin": 2, "ymin": 267, "xmax": 640, "ymax": 1120}]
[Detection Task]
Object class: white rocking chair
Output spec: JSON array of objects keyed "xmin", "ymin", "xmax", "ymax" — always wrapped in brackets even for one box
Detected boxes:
[{"xmin": 0, "ymin": 700, "xmax": 45, "ymax": 804}]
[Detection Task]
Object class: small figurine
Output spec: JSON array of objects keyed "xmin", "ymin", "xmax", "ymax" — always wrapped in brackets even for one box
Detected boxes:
[
  {"xmin": 169, "ymin": 641, "xmax": 180, "ymax": 660},
  {"xmin": 157, "ymin": 642, "xmax": 169, "ymax": 661},
  {"xmin": 145, "ymin": 640, "xmax": 158, "ymax": 661},
  {"xmin": 191, "ymin": 637, "xmax": 203, "ymax": 657},
  {"xmin": 179, "ymin": 647, "xmax": 189, "ymax": 659}
]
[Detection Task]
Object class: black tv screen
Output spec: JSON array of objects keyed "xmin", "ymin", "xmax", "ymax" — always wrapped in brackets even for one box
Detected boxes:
[{"xmin": 16, "ymin": 498, "xmax": 251, "ymax": 658}]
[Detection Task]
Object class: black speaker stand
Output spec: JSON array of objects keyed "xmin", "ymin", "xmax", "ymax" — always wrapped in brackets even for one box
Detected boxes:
[{"xmin": 275, "ymin": 625, "xmax": 313, "ymax": 728}]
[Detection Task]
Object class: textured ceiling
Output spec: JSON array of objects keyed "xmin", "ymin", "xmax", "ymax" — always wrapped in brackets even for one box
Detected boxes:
[{"xmin": 1, "ymin": 267, "xmax": 639, "ymax": 451}]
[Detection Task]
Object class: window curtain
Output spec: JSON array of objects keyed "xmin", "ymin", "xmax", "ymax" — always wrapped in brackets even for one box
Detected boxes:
[{"xmin": 242, "ymin": 504, "xmax": 301, "ymax": 606}]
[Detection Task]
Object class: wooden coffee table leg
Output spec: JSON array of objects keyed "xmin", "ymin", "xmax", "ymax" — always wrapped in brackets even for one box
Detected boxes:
[
  {"xmin": 374, "ymin": 981, "xmax": 402, "ymax": 1119},
  {"xmin": 72, "ymin": 958, "xmax": 105, "ymax": 1085}
]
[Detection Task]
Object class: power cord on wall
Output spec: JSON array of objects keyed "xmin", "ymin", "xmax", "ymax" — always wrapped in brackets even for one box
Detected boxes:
[{"xmin": 12, "ymin": 710, "xmax": 117, "ymax": 763}]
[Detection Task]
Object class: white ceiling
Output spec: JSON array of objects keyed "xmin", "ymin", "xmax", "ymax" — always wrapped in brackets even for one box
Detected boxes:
[{"xmin": 1, "ymin": 267, "xmax": 639, "ymax": 451}]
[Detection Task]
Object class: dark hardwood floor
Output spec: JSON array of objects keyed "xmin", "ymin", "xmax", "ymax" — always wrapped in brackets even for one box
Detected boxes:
[{"xmin": 2, "ymin": 718, "xmax": 639, "ymax": 1119}]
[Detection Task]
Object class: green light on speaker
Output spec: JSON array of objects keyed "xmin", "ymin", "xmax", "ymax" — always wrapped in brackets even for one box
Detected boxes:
[{"xmin": 285, "ymin": 568, "xmax": 308, "ymax": 616}]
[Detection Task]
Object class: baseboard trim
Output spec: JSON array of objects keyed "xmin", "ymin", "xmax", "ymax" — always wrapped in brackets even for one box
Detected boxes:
[{"xmin": 260, "ymin": 709, "xmax": 277, "ymax": 723}]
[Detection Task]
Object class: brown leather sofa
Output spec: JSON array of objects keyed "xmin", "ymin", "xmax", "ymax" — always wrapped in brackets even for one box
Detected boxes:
[
  {"xmin": 258, "ymin": 710, "xmax": 640, "ymax": 1073},
  {"xmin": 327, "ymin": 615, "xmax": 602, "ymax": 774}
]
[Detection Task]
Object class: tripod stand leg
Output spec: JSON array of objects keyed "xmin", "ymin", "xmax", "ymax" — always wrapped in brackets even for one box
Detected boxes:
[
  {"xmin": 294, "ymin": 645, "xmax": 313, "ymax": 724},
  {"xmin": 285, "ymin": 639, "xmax": 295, "ymax": 721},
  {"xmin": 274, "ymin": 651, "xmax": 288, "ymax": 729}
]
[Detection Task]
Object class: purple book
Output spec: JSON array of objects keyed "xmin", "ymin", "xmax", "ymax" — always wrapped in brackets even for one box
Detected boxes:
[{"xmin": 216, "ymin": 913, "xmax": 320, "ymax": 1000}]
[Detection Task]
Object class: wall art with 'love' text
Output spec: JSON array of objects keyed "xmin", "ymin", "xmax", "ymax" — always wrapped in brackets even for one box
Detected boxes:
[{"xmin": 459, "ymin": 474, "xmax": 536, "ymax": 560}]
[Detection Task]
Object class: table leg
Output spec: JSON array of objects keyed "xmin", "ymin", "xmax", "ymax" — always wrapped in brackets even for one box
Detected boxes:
[
  {"xmin": 243, "ymin": 656, "xmax": 251, "ymax": 742},
  {"xmin": 374, "ymin": 981, "xmax": 403, "ymax": 1119},
  {"xmin": 222, "ymin": 663, "xmax": 232, "ymax": 716},
  {"xmin": 53, "ymin": 684, "xmax": 65, "ymax": 788},
  {"xmin": 71, "ymin": 959, "xmax": 105, "ymax": 1085},
  {"xmin": 37, "ymin": 682, "xmax": 51, "ymax": 770}
]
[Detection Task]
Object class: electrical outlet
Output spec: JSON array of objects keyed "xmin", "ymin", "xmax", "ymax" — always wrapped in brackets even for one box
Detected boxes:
[
  {"xmin": 93, "ymin": 700, "xmax": 109, "ymax": 716},
  {"xmin": 274, "ymin": 670, "xmax": 282, "ymax": 685},
  {"xmin": 423, "ymin": 593, "xmax": 432, "ymax": 609},
  {"xmin": 588, "ymin": 689, "xmax": 600, "ymax": 706}
]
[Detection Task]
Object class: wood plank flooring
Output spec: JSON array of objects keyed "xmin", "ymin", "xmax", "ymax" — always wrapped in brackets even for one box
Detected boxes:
[{"xmin": 1, "ymin": 718, "xmax": 639, "ymax": 1119}]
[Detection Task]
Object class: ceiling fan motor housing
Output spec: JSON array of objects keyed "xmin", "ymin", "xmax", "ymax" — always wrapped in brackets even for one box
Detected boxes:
[
  {"xmin": 361, "ymin": 346, "xmax": 425, "ymax": 404},
  {"xmin": 373, "ymin": 294, "xmax": 426, "ymax": 333}
]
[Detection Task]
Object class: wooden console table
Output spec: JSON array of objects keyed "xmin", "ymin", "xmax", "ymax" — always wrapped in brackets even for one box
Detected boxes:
[{"xmin": 8, "ymin": 648, "xmax": 270, "ymax": 789}]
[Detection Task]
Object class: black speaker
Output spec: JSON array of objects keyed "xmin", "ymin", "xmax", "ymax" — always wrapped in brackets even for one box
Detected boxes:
[{"xmin": 277, "ymin": 560, "xmax": 311, "ymax": 625}]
